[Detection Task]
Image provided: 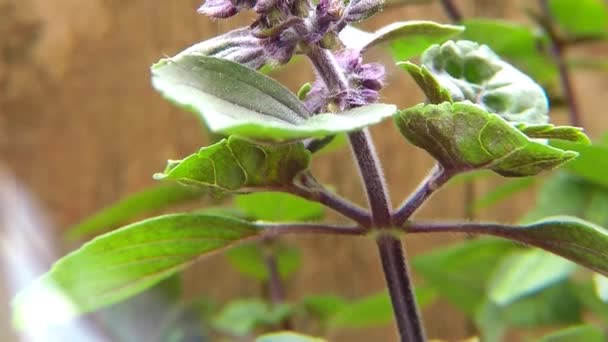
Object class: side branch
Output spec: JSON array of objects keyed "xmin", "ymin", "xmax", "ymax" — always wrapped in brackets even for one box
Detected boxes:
[
  {"xmin": 406, "ymin": 221, "xmax": 520, "ymax": 235},
  {"xmin": 393, "ymin": 164, "xmax": 454, "ymax": 226},
  {"xmin": 284, "ymin": 178, "xmax": 372, "ymax": 227},
  {"xmin": 262, "ymin": 222, "xmax": 366, "ymax": 236}
]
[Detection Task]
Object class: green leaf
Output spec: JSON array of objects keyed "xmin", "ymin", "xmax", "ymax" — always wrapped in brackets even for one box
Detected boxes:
[
  {"xmin": 151, "ymin": 55, "xmax": 396, "ymax": 141},
  {"xmin": 225, "ymin": 242, "xmax": 301, "ymax": 281},
  {"xmin": 339, "ymin": 21, "xmax": 463, "ymax": 58},
  {"xmin": 550, "ymin": 140, "xmax": 608, "ymax": 188},
  {"xmin": 395, "ymin": 102, "xmax": 579, "ymax": 177},
  {"xmin": 516, "ymin": 123, "xmax": 591, "ymax": 144},
  {"xmin": 549, "ymin": 0, "xmax": 608, "ymax": 37},
  {"xmin": 235, "ymin": 192, "xmax": 324, "ymax": 222},
  {"xmin": 328, "ymin": 287, "xmax": 436, "ymax": 330},
  {"xmin": 487, "ymin": 249, "xmax": 575, "ymax": 306},
  {"xmin": 66, "ymin": 184, "xmax": 204, "ymax": 240},
  {"xmin": 397, "ymin": 62, "xmax": 453, "ymax": 104},
  {"xmin": 419, "ymin": 40, "xmax": 549, "ymax": 124},
  {"xmin": 302, "ymin": 295, "xmax": 348, "ymax": 323},
  {"xmin": 471, "ymin": 177, "xmax": 535, "ymax": 212},
  {"xmin": 593, "ymin": 273, "xmax": 608, "ymax": 302},
  {"xmin": 12, "ymin": 214, "xmax": 260, "ymax": 326},
  {"xmin": 460, "ymin": 20, "xmax": 557, "ymax": 85},
  {"xmin": 213, "ymin": 298, "xmax": 292, "ymax": 337},
  {"xmin": 572, "ymin": 280, "xmax": 608, "ymax": 321},
  {"xmin": 96, "ymin": 275, "xmax": 183, "ymax": 342},
  {"xmin": 477, "ymin": 282, "xmax": 583, "ymax": 342},
  {"xmin": 154, "ymin": 137, "xmax": 311, "ymax": 192},
  {"xmin": 536, "ymin": 324, "xmax": 604, "ymax": 342},
  {"xmin": 482, "ymin": 216, "xmax": 608, "ymax": 277},
  {"xmin": 524, "ymin": 172, "xmax": 608, "ymax": 226},
  {"xmin": 256, "ymin": 331, "xmax": 326, "ymax": 342},
  {"xmin": 413, "ymin": 238, "xmax": 520, "ymax": 315}
]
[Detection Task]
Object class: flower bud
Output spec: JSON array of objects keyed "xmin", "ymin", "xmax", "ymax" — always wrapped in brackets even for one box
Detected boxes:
[
  {"xmin": 179, "ymin": 28, "xmax": 269, "ymax": 69},
  {"xmin": 197, "ymin": 0, "xmax": 255, "ymax": 18},
  {"xmin": 344, "ymin": 0, "xmax": 383, "ymax": 22}
]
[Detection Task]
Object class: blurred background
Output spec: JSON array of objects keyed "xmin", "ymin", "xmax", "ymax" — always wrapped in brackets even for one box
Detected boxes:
[{"xmin": 1, "ymin": 0, "xmax": 607, "ymax": 341}]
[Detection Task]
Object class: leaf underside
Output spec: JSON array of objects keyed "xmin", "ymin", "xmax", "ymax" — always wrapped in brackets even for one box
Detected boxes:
[
  {"xmin": 151, "ymin": 55, "xmax": 396, "ymax": 141},
  {"xmin": 155, "ymin": 136, "xmax": 311, "ymax": 192}
]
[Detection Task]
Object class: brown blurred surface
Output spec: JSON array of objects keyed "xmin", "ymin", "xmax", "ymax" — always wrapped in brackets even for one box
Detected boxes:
[{"xmin": 1, "ymin": 0, "xmax": 607, "ymax": 341}]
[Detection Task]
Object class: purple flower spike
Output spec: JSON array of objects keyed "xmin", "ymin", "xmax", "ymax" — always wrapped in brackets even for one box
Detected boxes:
[
  {"xmin": 358, "ymin": 63, "xmax": 385, "ymax": 90},
  {"xmin": 261, "ymin": 30, "xmax": 299, "ymax": 63}
]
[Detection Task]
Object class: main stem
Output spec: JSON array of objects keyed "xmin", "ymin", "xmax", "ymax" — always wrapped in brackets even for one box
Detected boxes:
[{"xmin": 306, "ymin": 44, "xmax": 425, "ymax": 342}]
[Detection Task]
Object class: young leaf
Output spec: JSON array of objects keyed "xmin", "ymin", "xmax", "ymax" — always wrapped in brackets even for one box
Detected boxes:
[
  {"xmin": 339, "ymin": 21, "xmax": 463, "ymax": 58},
  {"xmin": 413, "ymin": 238, "xmax": 520, "ymax": 315},
  {"xmin": 482, "ymin": 216, "xmax": 608, "ymax": 277},
  {"xmin": 395, "ymin": 102, "xmax": 579, "ymax": 177},
  {"xmin": 212, "ymin": 298, "xmax": 292, "ymax": 337},
  {"xmin": 515, "ymin": 123, "xmax": 590, "ymax": 144},
  {"xmin": 460, "ymin": 20, "xmax": 557, "ymax": 85},
  {"xmin": 13, "ymin": 214, "xmax": 260, "ymax": 326},
  {"xmin": 66, "ymin": 184, "xmax": 204, "ymax": 239},
  {"xmin": 151, "ymin": 55, "xmax": 396, "ymax": 141},
  {"xmin": 486, "ymin": 249, "xmax": 575, "ymax": 306},
  {"xmin": 536, "ymin": 324, "xmax": 604, "ymax": 342},
  {"xmin": 154, "ymin": 137, "xmax": 311, "ymax": 192},
  {"xmin": 225, "ymin": 243, "xmax": 301, "ymax": 281},
  {"xmin": 256, "ymin": 331, "xmax": 326, "ymax": 342},
  {"xmin": 548, "ymin": 0, "xmax": 608, "ymax": 38},
  {"xmin": 419, "ymin": 40, "xmax": 549, "ymax": 125},
  {"xmin": 235, "ymin": 192, "xmax": 324, "ymax": 222},
  {"xmin": 397, "ymin": 62, "xmax": 453, "ymax": 104}
]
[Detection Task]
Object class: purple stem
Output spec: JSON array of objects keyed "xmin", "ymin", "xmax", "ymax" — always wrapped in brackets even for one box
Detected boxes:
[
  {"xmin": 305, "ymin": 44, "xmax": 426, "ymax": 342},
  {"xmin": 539, "ymin": 0, "xmax": 582, "ymax": 127},
  {"xmin": 439, "ymin": 0, "xmax": 463, "ymax": 22},
  {"xmin": 283, "ymin": 178, "xmax": 372, "ymax": 227},
  {"xmin": 262, "ymin": 222, "xmax": 366, "ymax": 236},
  {"xmin": 393, "ymin": 164, "xmax": 455, "ymax": 226}
]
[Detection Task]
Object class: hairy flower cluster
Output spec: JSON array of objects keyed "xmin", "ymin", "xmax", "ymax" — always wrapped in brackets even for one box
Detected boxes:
[
  {"xmin": 305, "ymin": 49, "xmax": 385, "ymax": 112},
  {"xmin": 197, "ymin": 0, "xmax": 385, "ymax": 110}
]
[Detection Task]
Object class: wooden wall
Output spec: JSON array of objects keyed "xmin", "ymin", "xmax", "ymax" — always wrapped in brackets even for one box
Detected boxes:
[{"xmin": 1, "ymin": 0, "xmax": 607, "ymax": 340}]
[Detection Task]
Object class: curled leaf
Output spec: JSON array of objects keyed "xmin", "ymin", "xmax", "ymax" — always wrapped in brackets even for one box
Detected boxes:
[
  {"xmin": 515, "ymin": 123, "xmax": 590, "ymax": 144},
  {"xmin": 154, "ymin": 136, "xmax": 311, "ymax": 192},
  {"xmin": 395, "ymin": 102, "xmax": 578, "ymax": 176},
  {"xmin": 339, "ymin": 21, "xmax": 463, "ymax": 57},
  {"xmin": 420, "ymin": 40, "xmax": 549, "ymax": 125}
]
